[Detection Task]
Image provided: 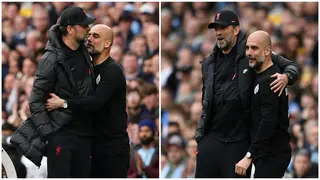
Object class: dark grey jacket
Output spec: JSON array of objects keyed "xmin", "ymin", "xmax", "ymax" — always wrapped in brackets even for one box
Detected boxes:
[
  {"xmin": 10, "ymin": 24, "xmax": 95, "ymax": 166},
  {"xmin": 195, "ymin": 30, "xmax": 299, "ymax": 143}
]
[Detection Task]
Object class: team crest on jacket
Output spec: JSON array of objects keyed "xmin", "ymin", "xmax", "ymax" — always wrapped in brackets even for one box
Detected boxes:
[
  {"xmin": 96, "ymin": 74, "xmax": 101, "ymax": 84},
  {"xmin": 254, "ymin": 84, "xmax": 259, "ymax": 94},
  {"xmin": 243, "ymin": 69, "xmax": 248, "ymax": 74}
]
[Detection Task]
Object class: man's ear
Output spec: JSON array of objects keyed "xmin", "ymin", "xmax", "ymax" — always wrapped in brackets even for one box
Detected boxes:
[
  {"xmin": 67, "ymin": 26, "xmax": 74, "ymax": 35},
  {"xmin": 234, "ymin": 26, "xmax": 240, "ymax": 36},
  {"xmin": 265, "ymin": 46, "xmax": 271, "ymax": 56},
  {"xmin": 105, "ymin": 41, "xmax": 111, "ymax": 48}
]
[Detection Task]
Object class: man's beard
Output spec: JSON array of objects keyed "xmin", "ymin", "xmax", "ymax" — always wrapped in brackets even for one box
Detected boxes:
[
  {"xmin": 142, "ymin": 72, "xmax": 153, "ymax": 79},
  {"xmin": 76, "ymin": 35, "xmax": 86, "ymax": 44},
  {"xmin": 217, "ymin": 38, "xmax": 232, "ymax": 51},
  {"xmin": 217, "ymin": 41, "xmax": 228, "ymax": 50},
  {"xmin": 86, "ymin": 44, "xmax": 101, "ymax": 57},
  {"xmin": 89, "ymin": 51, "xmax": 100, "ymax": 58},
  {"xmin": 253, "ymin": 60, "xmax": 264, "ymax": 71},
  {"xmin": 140, "ymin": 136, "xmax": 154, "ymax": 146},
  {"xmin": 76, "ymin": 31, "xmax": 90, "ymax": 44}
]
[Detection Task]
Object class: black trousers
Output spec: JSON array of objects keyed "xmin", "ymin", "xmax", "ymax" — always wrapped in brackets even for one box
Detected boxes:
[
  {"xmin": 254, "ymin": 152, "xmax": 291, "ymax": 178},
  {"xmin": 46, "ymin": 132, "xmax": 91, "ymax": 178},
  {"xmin": 195, "ymin": 134, "xmax": 251, "ymax": 178},
  {"xmin": 90, "ymin": 141, "xmax": 130, "ymax": 178}
]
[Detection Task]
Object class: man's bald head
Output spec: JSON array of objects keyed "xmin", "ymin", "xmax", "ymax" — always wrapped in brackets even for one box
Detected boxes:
[
  {"xmin": 87, "ymin": 24, "xmax": 114, "ymax": 56},
  {"xmin": 247, "ymin": 30, "xmax": 271, "ymax": 49},
  {"xmin": 91, "ymin": 24, "xmax": 114, "ymax": 45}
]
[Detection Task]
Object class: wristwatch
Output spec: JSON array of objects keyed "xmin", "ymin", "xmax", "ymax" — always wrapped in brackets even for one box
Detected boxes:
[
  {"xmin": 63, "ymin": 100, "xmax": 68, "ymax": 109},
  {"xmin": 246, "ymin": 152, "xmax": 252, "ymax": 159}
]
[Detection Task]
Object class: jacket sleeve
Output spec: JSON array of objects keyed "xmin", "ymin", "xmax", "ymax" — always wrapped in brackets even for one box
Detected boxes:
[
  {"xmin": 271, "ymin": 53, "xmax": 299, "ymax": 85},
  {"xmin": 195, "ymin": 79, "xmax": 206, "ymax": 143},
  {"xmin": 195, "ymin": 58, "xmax": 211, "ymax": 143},
  {"xmin": 29, "ymin": 58, "xmax": 55, "ymax": 139},
  {"xmin": 144, "ymin": 154, "xmax": 159, "ymax": 178},
  {"xmin": 248, "ymin": 78, "xmax": 279, "ymax": 157},
  {"xmin": 67, "ymin": 64, "xmax": 120, "ymax": 111}
]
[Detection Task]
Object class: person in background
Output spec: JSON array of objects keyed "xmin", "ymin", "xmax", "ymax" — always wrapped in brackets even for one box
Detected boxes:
[
  {"xmin": 128, "ymin": 119, "xmax": 159, "ymax": 178},
  {"xmin": 290, "ymin": 149, "xmax": 318, "ymax": 178},
  {"xmin": 161, "ymin": 134, "xmax": 187, "ymax": 178}
]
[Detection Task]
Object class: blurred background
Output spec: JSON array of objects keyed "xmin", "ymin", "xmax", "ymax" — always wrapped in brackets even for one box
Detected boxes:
[
  {"xmin": 161, "ymin": 2, "xmax": 318, "ymax": 178},
  {"xmin": 2, "ymin": 2, "xmax": 159, "ymax": 178}
]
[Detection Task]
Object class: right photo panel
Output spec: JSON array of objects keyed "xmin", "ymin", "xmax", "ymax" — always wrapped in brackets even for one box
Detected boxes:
[{"xmin": 160, "ymin": 2, "xmax": 318, "ymax": 178}]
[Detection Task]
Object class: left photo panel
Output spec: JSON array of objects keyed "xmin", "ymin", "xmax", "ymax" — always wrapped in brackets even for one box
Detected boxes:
[{"xmin": 2, "ymin": 2, "xmax": 159, "ymax": 178}]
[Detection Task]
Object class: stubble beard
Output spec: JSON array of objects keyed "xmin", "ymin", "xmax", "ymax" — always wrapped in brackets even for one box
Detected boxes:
[{"xmin": 253, "ymin": 58, "xmax": 264, "ymax": 71}]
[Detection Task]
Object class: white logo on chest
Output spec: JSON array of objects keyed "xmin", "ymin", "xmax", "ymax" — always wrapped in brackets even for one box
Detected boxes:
[
  {"xmin": 243, "ymin": 69, "xmax": 248, "ymax": 74},
  {"xmin": 96, "ymin": 74, "xmax": 101, "ymax": 84},
  {"xmin": 254, "ymin": 84, "xmax": 259, "ymax": 94}
]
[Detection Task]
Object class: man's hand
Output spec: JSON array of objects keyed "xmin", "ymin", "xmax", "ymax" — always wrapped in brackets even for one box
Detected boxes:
[
  {"xmin": 270, "ymin": 73, "xmax": 288, "ymax": 96},
  {"xmin": 135, "ymin": 152, "xmax": 144, "ymax": 175},
  {"xmin": 46, "ymin": 93, "xmax": 64, "ymax": 111},
  {"xmin": 235, "ymin": 156, "xmax": 252, "ymax": 176}
]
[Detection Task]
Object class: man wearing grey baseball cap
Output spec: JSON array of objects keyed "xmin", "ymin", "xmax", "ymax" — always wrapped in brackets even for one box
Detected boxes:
[
  {"xmin": 195, "ymin": 9, "xmax": 299, "ymax": 178},
  {"xmin": 10, "ymin": 5, "xmax": 96, "ymax": 178}
]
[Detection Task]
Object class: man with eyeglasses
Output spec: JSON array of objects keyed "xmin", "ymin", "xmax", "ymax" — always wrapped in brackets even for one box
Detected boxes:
[{"xmin": 11, "ymin": 6, "xmax": 96, "ymax": 177}]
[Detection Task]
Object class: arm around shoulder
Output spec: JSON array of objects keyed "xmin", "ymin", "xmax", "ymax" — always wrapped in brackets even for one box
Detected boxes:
[{"xmin": 271, "ymin": 52, "xmax": 299, "ymax": 85}]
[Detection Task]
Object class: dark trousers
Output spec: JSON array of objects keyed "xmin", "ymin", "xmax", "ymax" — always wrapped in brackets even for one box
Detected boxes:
[
  {"xmin": 90, "ymin": 142, "xmax": 130, "ymax": 178},
  {"xmin": 195, "ymin": 135, "xmax": 251, "ymax": 178},
  {"xmin": 47, "ymin": 132, "xmax": 91, "ymax": 178},
  {"xmin": 254, "ymin": 152, "xmax": 291, "ymax": 178}
]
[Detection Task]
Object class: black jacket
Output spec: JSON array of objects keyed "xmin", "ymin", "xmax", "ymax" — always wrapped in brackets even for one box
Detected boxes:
[
  {"xmin": 195, "ymin": 30, "xmax": 299, "ymax": 143},
  {"xmin": 10, "ymin": 24, "xmax": 95, "ymax": 166}
]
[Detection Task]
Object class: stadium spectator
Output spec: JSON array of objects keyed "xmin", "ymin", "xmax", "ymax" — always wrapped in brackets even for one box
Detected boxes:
[
  {"xmin": 161, "ymin": 133, "xmax": 187, "ymax": 178},
  {"xmin": 128, "ymin": 119, "xmax": 159, "ymax": 178}
]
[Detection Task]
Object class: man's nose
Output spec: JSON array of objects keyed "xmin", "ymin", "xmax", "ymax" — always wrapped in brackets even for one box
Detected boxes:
[
  {"xmin": 246, "ymin": 48, "xmax": 252, "ymax": 55},
  {"xmin": 87, "ymin": 34, "xmax": 92, "ymax": 41}
]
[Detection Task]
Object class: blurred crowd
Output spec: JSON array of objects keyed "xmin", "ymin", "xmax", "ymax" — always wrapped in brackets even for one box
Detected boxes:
[
  {"xmin": 161, "ymin": 2, "xmax": 318, "ymax": 178},
  {"xmin": 2, "ymin": 2, "xmax": 159, "ymax": 178}
]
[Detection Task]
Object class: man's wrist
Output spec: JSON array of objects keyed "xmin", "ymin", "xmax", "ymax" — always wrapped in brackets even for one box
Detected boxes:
[
  {"xmin": 246, "ymin": 151, "xmax": 252, "ymax": 159},
  {"xmin": 62, "ymin": 99, "xmax": 67, "ymax": 108},
  {"xmin": 284, "ymin": 72, "xmax": 292, "ymax": 84}
]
